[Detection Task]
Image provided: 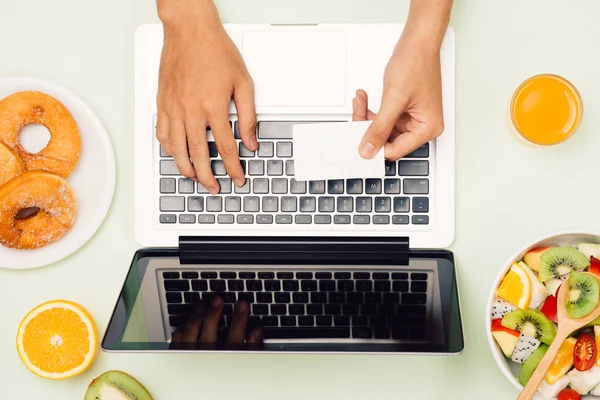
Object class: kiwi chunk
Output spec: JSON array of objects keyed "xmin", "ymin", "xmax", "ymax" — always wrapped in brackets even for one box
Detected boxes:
[
  {"xmin": 518, "ymin": 344, "xmax": 549, "ymax": 386},
  {"xmin": 566, "ymin": 271, "xmax": 600, "ymax": 319},
  {"xmin": 85, "ymin": 370, "xmax": 152, "ymax": 400},
  {"xmin": 538, "ymin": 247, "xmax": 589, "ymax": 283},
  {"xmin": 502, "ymin": 309, "xmax": 556, "ymax": 345}
]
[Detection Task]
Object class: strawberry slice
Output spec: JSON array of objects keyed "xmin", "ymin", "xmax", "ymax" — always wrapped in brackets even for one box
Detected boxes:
[
  {"xmin": 590, "ymin": 256, "xmax": 600, "ymax": 278},
  {"xmin": 541, "ymin": 295, "xmax": 558, "ymax": 323}
]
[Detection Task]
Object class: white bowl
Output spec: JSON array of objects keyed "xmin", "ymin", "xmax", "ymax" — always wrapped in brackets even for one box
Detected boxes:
[{"xmin": 486, "ymin": 230, "xmax": 600, "ymax": 399}]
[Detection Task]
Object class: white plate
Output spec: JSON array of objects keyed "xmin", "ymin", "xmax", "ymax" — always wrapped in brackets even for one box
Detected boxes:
[
  {"xmin": 0, "ymin": 77, "xmax": 115, "ymax": 269},
  {"xmin": 486, "ymin": 230, "xmax": 600, "ymax": 399}
]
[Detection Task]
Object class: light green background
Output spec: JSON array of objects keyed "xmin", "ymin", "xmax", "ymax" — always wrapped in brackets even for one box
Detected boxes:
[{"xmin": 2, "ymin": 0, "xmax": 600, "ymax": 398}]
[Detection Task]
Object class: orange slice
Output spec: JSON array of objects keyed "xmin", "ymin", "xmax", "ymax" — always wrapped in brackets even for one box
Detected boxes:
[
  {"xmin": 497, "ymin": 263, "xmax": 532, "ymax": 309},
  {"xmin": 545, "ymin": 337, "xmax": 576, "ymax": 384},
  {"xmin": 16, "ymin": 300, "xmax": 98, "ymax": 380}
]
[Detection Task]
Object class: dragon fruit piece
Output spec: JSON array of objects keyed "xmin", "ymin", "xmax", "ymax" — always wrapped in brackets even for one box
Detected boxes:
[
  {"xmin": 512, "ymin": 334, "xmax": 541, "ymax": 364},
  {"xmin": 491, "ymin": 298, "xmax": 517, "ymax": 319}
]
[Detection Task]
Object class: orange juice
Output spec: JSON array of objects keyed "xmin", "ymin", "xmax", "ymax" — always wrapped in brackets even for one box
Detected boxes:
[{"xmin": 510, "ymin": 74, "xmax": 583, "ymax": 145}]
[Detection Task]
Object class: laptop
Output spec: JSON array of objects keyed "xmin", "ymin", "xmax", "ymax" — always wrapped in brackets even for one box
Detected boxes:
[{"xmin": 101, "ymin": 23, "xmax": 464, "ymax": 354}]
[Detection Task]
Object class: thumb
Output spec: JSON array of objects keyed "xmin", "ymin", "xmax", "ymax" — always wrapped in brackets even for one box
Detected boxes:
[{"xmin": 358, "ymin": 96, "xmax": 407, "ymax": 159}]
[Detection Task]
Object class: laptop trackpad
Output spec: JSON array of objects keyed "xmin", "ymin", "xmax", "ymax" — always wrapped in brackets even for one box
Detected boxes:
[{"xmin": 242, "ymin": 30, "xmax": 346, "ymax": 107}]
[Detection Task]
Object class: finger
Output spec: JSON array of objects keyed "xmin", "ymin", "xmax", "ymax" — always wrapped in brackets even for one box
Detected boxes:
[
  {"xmin": 198, "ymin": 296, "xmax": 224, "ymax": 343},
  {"xmin": 353, "ymin": 90, "xmax": 376, "ymax": 122},
  {"xmin": 210, "ymin": 113, "xmax": 246, "ymax": 187},
  {"xmin": 227, "ymin": 301, "xmax": 250, "ymax": 344},
  {"xmin": 359, "ymin": 94, "xmax": 407, "ymax": 159},
  {"xmin": 394, "ymin": 113, "xmax": 412, "ymax": 133},
  {"xmin": 185, "ymin": 117, "xmax": 219, "ymax": 193},
  {"xmin": 234, "ymin": 80, "xmax": 258, "ymax": 151},
  {"xmin": 169, "ymin": 117, "xmax": 198, "ymax": 179},
  {"xmin": 384, "ymin": 130, "xmax": 425, "ymax": 161},
  {"xmin": 156, "ymin": 109, "xmax": 171, "ymax": 155},
  {"xmin": 247, "ymin": 327, "xmax": 263, "ymax": 345},
  {"xmin": 182, "ymin": 304, "xmax": 206, "ymax": 344}
]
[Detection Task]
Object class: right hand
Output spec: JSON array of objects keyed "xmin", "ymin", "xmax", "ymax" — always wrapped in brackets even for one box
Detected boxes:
[{"xmin": 156, "ymin": 2, "xmax": 257, "ymax": 194}]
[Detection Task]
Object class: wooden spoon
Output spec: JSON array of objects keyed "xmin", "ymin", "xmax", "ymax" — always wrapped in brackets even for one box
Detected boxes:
[{"xmin": 517, "ymin": 272, "xmax": 600, "ymax": 400}]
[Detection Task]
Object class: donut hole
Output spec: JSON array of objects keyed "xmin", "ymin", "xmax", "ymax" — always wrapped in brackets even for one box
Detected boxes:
[
  {"xmin": 15, "ymin": 207, "xmax": 41, "ymax": 220},
  {"xmin": 19, "ymin": 124, "xmax": 51, "ymax": 154}
]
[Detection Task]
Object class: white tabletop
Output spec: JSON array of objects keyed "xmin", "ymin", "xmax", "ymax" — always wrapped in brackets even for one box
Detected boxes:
[{"xmin": 2, "ymin": 0, "xmax": 600, "ymax": 398}]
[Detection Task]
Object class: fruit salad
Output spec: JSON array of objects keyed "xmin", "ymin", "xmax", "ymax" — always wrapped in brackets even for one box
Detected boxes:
[{"xmin": 491, "ymin": 243, "xmax": 600, "ymax": 399}]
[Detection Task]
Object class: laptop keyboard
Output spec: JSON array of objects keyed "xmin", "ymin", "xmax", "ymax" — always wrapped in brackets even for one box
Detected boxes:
[
  {"xmin": 157, "ymin": 120, "xmax": 431, "ymax": 226},
  {"xmin": 161, "ymin": 269, "xmax": 430, "ymax": 341}
]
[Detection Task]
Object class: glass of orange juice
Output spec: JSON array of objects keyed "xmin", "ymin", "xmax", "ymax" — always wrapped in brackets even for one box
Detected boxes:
[{"xmin": 510, "ymin": 74, "xmax": 583, "ymax": 146}]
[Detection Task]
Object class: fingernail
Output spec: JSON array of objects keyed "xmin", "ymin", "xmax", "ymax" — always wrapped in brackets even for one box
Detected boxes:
[
  {"xmin": 192, "ymin": 177, "xmax": 199, "ymax": 183},
  {"xmin": 238, "ymin": 302, "xmax": 248, "ymax": 313},
  {"xmin": 359, "ymin": 141, "xmax": 376, "ymax": 158},
  {"xmin": 212, "ymin": 296, "xmax": 222, "ymax": 308},
  {"xmin": 234, "ymin": 178, "xmax": 245, "ymax": 187}
]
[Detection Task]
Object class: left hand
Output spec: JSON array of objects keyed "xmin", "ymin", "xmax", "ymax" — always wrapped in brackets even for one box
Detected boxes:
[{"xmin": 354, "ymin": 32, "xmax": 445, "ymax": 161}]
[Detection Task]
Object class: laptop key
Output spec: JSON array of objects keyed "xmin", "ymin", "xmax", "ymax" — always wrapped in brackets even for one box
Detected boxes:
[
  {"xmin": 290, "ymin": 179, "xmax": 307, "ymax": 194},
  {"xmin": 210, "ymin": 280, "xmax": 226, "ymax": 291},
  {"xmin": 299, "ymin": 316, "xmax": 314, "ymax": 326},
  {"xmin": 365, "ymin": 293, "xmax": 381, "ymax": 304},
  {"xmin": 281, "ymin": 197, "xmax": 297, "ymax": 212},
  {"xmin": 237, "ymin": 214, "xmax": 254, "ymax": 224},
  {"xmin": 166, "ymin": 292, "xmax": 182, "ymax": 303},
  {"xmin": 314, "ymin": 215, "xmax": 331, "ymax": 224},
  {"xmin": 253, "ymin": 178, "xmax": 269, "ymax": 194},
  {"xmin": 228, "ymin": 280, "xmax": 244, "ymax": 291},
  {"xmin": 239, "ymin": 272, "xmax": 256, "ymax": 279},
  {"xmin": 337, "ymin": 280, "xmax": 354, "ymax": 291},
  {"xmin": 393, "ymin": 281, "xmax": 409, "ymax": 292},
  {"xmin": 272, "ymin": 178, "xmax": 288, "ymax": 194},
  {"xmin": 178, "ymin": 178, "xmax": 195, "ymax": 194},
  {"xmin": 258, "ymin": 121, "xmax": 320, "ymax": 139},
  {"xmin": 375, "ymin": 197, "xmax": 392, "ymax": 212},
  {"xmin": 276, "ymin": 214, "xmax": 293, "ymax": 224},
  {"xmin": 337, "ymin": 197, "xmax": 353, "ymax": 213},
  {"xmin": 318, "ymin": 197, "xmax": 335, "ymax": 212},
  {"xmin": 383, "ymin": 293, "xmax": 400, "ymax": 304},
  {"xmin": 353, "ymin": 215, "xmax": 370, "ymax": 224},
  {"xmin": 311, "ymin": 292, "xmax": 327, "ymax": 304},
  {"xmin": 217, "ymin": 178, "xmax": 232, "ymax": 194},
  {"xmin": 179, "ymin": 214, "xmax": 195, "ymax": 224},
  {"xmin": 352, "ymin": 316, "xmax": 368, "ymax": 326},
  {"xmin": 384, "ymin": 178, "xmax": 400, "ymax": 194},
  {"xmin": 413, "ymin": 197, "xmax": 429, "ymax": 213},
  {"xmin": 187, "ymin": 197, "xmax": 204, "ymax": 212},
  {"xmin": 246, "ymin": 280, "xmax": 263, "ymax": 291},
  {"xmin": 404, "ymin": 179, "xmax": 429, "ymax": 194},
  {"xmin": 211, "ymin": 160, "xmax": 227, "ymax": 176},
  {"xmin": 309, "ymin": 180, "xmax": 326, "ymax": 194},
  {"xmin": 334, "ymin": 272, "xmax": 351, "ymax": 279},
  {"xmin": 164, "ymin": 280, "xmax": 189, "ymax": 291},
  {"xmin": 295, "ymin": 215, "xmax": 312, "ymax": 224},
  {"xmin": 374, "ymin": 327, "xmax": 391, "ymax": 339},
  {"xmin": 160, "ymin": 145, "xmax": 170, "ymax": 158},
  {"xmin": 412, "ymin": 215, "xmax": 429, "ymax": 225},
  {"xmin": 392, "ymin": 273, "xmax": 408, "ymax": 279},
  {"xmin": 329, "ymin": 292, "xmax": 345, "ymax": 304},
  {"xmin": 205, "ymin": 197, "xmax": 222, "ymax": 212},
  {"xmin": 399, "ymin": 160, "xmax": 429, "ymax": 176},
  {"xmin": 354, "ymin": 272, "xmax": 369, "ymax": 279},
  {"xmin": 262, "ymin": 327, "xmax": 350, "ymax": 339},
  {"xmin": 256, "ymin": 215, "xmax": 273, "ymax": 224},
  {"xmin": 168, "ymin": 304, "xmax": 194, "ymax": 315},
  {"xmin": 299, "ymin": 197, "xmax": 316, "ymax": 212},
  {"xmin": 353, "ymin": 327, "xmax": 373, "ymax": 339},
  {"xmin": 191, "ymin": 280, "xmax": 208, "ymax": 291},
  {"xmin": 334, "ymin": 316, "xmax": 350, "ymax": 326},
  {"xmin": 262, "ymin": 196, "xmax": 279, "ymax": 212},
  {"xmin": 184, "ymin": 292, "xmax": 200, "ymax": 303},
  {"xmin": 265, "ymin": 280, "xmax": 281, "ymax": 291},
  {"xmin": 405, "ymin": 143, "xmax": 429, "ymax": 158},
  {"xmin": 285, "ymin": 160, "xmax": 295, "ymax": 176},
  {"xmin": 267, "ymin": 160, "xmax": 283, "ymax": 176},
  {"xmin": 392, "ymin": 215, "xmax": 409, "ymax": 225},
  {"xmin": 365, "ymin": 179, "xmax": 382, "ymax": 194},
  {"xmin": 160, "ymin": 214, "xmax": 176, "ymax": 224},
  {"xmin": 343, "ymin": 304, "xmax": 359, "ymax": 315},
  {"xmin": 324, "ymin": 304, "xmax": 341, "ymax": 315},
  {"xmin": 256, "ymin": 292, "xmax": 272, "ymax": 303},
  {"xmin": 239, "ymin": 142, "xmax": 255, "ymax": 158},
  {"xmin": 412, "ymin": 273, "xmax": 428, "ymax": 281},
  {"xmin": 160, "ymin": 197, "xmax": 185, "ymax": 212},
  {"xmin": 159, "ymin": 160, "xmax": 179, "ymax": 175},
  {"xmin": 257, "ymin": 142, "xmax": 274, "ymax": 157},
  {"xmin": 283, "ymin": 280, "xmax": 299, "ymax": 291},
  {"xmin": 289, "ymin": 304, "xmax": 305, "ymax": 315},
  {"xmin": 276, "ymin": 142, "xmax": 293, "ymax": 158},
  {"xmin": 393, "ymin": 197, "xmax": 410, "ymax": 213},
  {"xmin": 356, "ymin": 197, "xmax": 372, "ymax": 213},
  {"xmin": 238, "ymin": 292, "xmax": 255, "ymax": 303},
  {"xmin": 319, "ymin": 280, "xmax": 336, "ymax": 291},
  {"xmin": 275, "ymin": 293, "xmax": 291, "ymax": 303},
  {"xmin": 252, "ymin": 304, "xmax": 268, "ymax": 315},
  {"xmin": 263, "ymin": 316, "xmax": 278, "ymax": 326},
  {"xmin": 293, "ymin": 292, "xmax": 309, "ymax": 303},
  {"xmin": 163, "ymin": 272, "xmax": 180, "ymax": 279},
  {"xmin": 403, "ymin": 293, "xmax": 427, "ymax": 305},
  {"xmin": 234, "ymin": 180, "xmax": 251, "ymax": 194},
  {"xmin": 296, "ymin": 272, "xmax": 312, "ymax": 279},
  {"xmin": 271, "ymin": 304, "xmax": 286, "ymax": 315},
  {"xmin": 346, "ymin": 179, "xmax": 363, "ymax": 194},
  {"xmin": 374, "ymin": 280, "xmax": 391, "ymax": 292},
  {"xmin": 301, "ymin": 280, "xmax": 318, "ymax": 291},
  {"xmin": 308, "ymin": 305, "xmax": 323, "ymax": 315},
  {"xmin": 244, "ymin": 196, "xmax": 260, "ymax": 212},
  {"xmin": 225, "ymin": 196, "xmax": 241, "ymax": 212},
  {"xmin": 248, "ymin": 160, "xmax": 264, "ymax": 176},
  {"xmin": 169, "ymin": 316, "xmax": 185, "ymax": 327},
  {"xmin": 328, "ymin": 180, "xmax": 344, "ymax": 194},
  {"xmin": 373, "ymin": 215, "xmax": 390, "ymax": 224},
  {"xmin": 356, "ymin": 280, "xmax": 372, "ymax": 291},
  {"xmin": 412, "ymin": 281, "xmax": 428, "ymax": 292},
  {"xmin": 217, "ymin": 214, "xmax": 234, "ymax": 224},
  {"xmin": 160, "ymin": 178, "xmax": 176, "ymax": 193},
  {"xmin": 278, "ymin": 272, "xmax": 294, "ymax": 279},
  {"xmin": 208, "ymin": 141, "xmax": 218, "ymax": 157},
  {"xmin": 385, "ymin": 161, "xmax": 396, "ymax": 176},
  {"xmin": 197, "ymin": 183, "xmax": 210, "ymax": 194}
]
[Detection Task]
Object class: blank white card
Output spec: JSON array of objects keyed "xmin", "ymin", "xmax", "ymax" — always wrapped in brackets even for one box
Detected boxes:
[{"xmin": 293, "ymin": 121, "xmax": 386, "ymax": 181}]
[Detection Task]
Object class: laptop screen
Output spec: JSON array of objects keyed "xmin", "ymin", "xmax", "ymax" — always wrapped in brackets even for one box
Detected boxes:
[{"xmin": 102, "ymin": 246, "xmax": 464, "ymax": 354}]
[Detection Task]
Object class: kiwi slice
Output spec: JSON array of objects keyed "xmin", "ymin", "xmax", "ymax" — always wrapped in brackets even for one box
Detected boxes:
[
  {"xmin": 85, "ymin": 370, "xmax": 152, "ymax": 400},
  {"xmin": 566, "ymin": 271, "xmax": 600, "ymax": 319},
  {"xmin": 518, "ymin": 344, "xmax": 549, "ymax": 386},
  {"xmin": 538, "ymin": 247, "xmax": 589, "ymax": 283},
  {"xmin": 502, "ymin": 309, "xmax": 556, "ymax": 345}
]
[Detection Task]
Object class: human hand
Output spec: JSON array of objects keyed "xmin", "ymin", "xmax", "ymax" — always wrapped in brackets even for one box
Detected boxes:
[
  {"xmin": 169, "ymin": 297, "xmax": 263, "ymax": 350},
  {"xmin": 156, "ymin": 1, "xmax": 257, "ymax": 194},
  {"xmin": 355, "ymin": 33, "xmax": 444, "ymax": 161}
]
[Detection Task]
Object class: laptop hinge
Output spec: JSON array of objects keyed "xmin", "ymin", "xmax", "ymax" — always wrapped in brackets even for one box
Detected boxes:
[{"xmin": 178, "ymin": 236, "xmax": 410, "ymax": 265}]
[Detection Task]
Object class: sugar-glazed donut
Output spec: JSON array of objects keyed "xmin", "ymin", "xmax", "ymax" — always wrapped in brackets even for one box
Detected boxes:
[
  {"xmin": 0, "ymin": 142, "xmax": 25, "ymax": 186},
  {"xmin": 0, "ymin": 91, "xmax": 81, "ymax": 178},
  {"xmin": 0, "ymin": 171, "xmax": 77, "ymax": 250}
]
